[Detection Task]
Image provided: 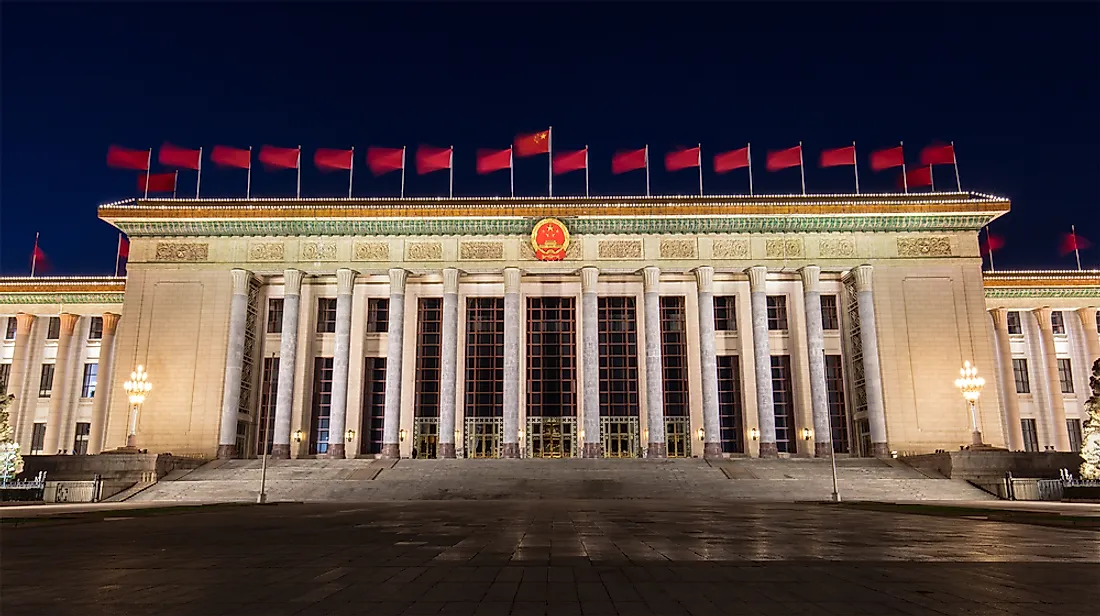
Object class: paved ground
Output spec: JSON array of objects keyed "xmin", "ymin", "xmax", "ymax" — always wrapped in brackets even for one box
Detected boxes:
[{"xmin": 3, "ymin": 500, "xmax": 1098, "ymax": 616}]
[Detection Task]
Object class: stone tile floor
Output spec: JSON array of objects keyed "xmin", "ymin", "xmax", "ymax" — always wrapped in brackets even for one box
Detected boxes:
[{"xmin": 2, "ymin": 500, "xmax": 1097, "ymax": 615}]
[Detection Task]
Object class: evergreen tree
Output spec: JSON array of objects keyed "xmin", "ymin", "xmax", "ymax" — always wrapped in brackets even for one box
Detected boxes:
[
  {"xmin": 1080, "ymin": 358, "xmax": 1100, "ymax": 480},
  {"xmin": 0, "ymin": 394, "xmax": 24, "ymax": 483}
]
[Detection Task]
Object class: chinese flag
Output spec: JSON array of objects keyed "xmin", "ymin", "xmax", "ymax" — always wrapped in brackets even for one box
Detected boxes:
[
  {"xmin": 211, "ymin": 145, "xmax": 251, "ymax": 169},
  {"xmin": 553, "ymin": 149, "xmax": 587, "ymax": 175},
  {"xmin": 980, "ymin": 233, "xmax": 1005, "ymax": 256},
  {"xmin": 107, "ymin": 145, "xmax": 150, "ymax": 170},
  {"xmin": 1060, "ymin": 232, "xmax": 1092, "ymax": 256},
  {"xmin": 665, "ymin": 147, "xmax": 700, "ymax": 172},
  {"xmin": 259, "ymin": 145, "xmax": 300, "ymax": 170},
  {"xmin": 476, "ymin": 148, "xmax": 512, "ymax": 174},
  {"xmin": 514, "ymin": 130, "xmax": 550, "ymax": 157},
  {"xmin": 367, "ymin": 147, "xmax": 404, "ymax": 176},
  {"xmin": 138, "ymin": 172, "xmax": 177, "ymax": 193},
  {"xmin": 30, "ymin": 243, "xmax": 50, "ymax": 274},
  {"xmin": 714, "ymin": 148, "xmax": 750, "ymax": 173},
  {"xmin": 870, "ymin": 146, "xmax": 905, "ymax": 171},
  {"xmin": 314, "ymin": 148, "xmax": 353, "ymax": 171},
  {"xmin": 119, "ymin": 236, "xmax": 131, "ymax": 259},
  {"xmin": 900, "ymin": 166, "xmax": 933, "ymax": 189},
  {"xmin": 920, "ymin": 143, "xmax": 956, "ymax": 166},
  {"xmin": 158, "ymin": 143, "xmax": 201, "ymax": 170},
  {"xmin": 766, "ymin": 145, "xmax": 801, "ymax": 171},
  {"xmin": 416, "ymin": 146, "xmax": 452, "ymax": 175},
  {"xmin": 819, "ymin": 146, "xmax": 856, "ymax": 167},
  {"xmin": 612, "ymin": 148, "xmax": 647, "ymax": 174}
]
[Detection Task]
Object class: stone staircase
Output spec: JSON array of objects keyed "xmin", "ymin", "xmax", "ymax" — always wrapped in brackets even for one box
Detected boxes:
[{"xmin": 130, "ymin": 457, "xmax": 995, "ymax": 503}]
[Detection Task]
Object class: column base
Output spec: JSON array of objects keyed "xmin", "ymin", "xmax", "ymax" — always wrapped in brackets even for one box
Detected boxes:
[
  {"xmin": 439, "ymin": 443, "xmax": 456, "ymax": 459},
  {"xmin": 757, "ymin": 442, "xmax": 779, "ymax": 458},
  {"xmin": 216, "ymin": 444, "xmax": 237, "ymax": 460},
  {"xmin": 582, "ymin": 443, "xmax": 602, "ymax": 458},
  {"xmin": 646, "ymin": 443, "xmax": 667, "ymax": 458},
  {"xmin": 871, "ymin": 442, "xmax": 890, "ymax": 458},
  {"xmin": 126, "ymin": 434, "xmax": 137, "ymax": 449},
  {"xmin": 970, "ymin": 431, "xmax": 985, "ymax": 447},
  {"xmin": 327, "ymin": 444, "xmax": 346, "ymax": 459},
  {"xmin": 501, "ymin": 442, "xmax": 520, "ymax": 458},
  {"xmin": 270, "ymin": 444, "xmax": 291, "ymax": 459},
  {"xmin": 703, "ymin": 442, "xmax": 723, "ymax": 459},
  {"xmin": 380, "ymin": 443, "xmax": 400, "ymax": 459},
  {"xmin": 814, "ymin": 442, "xmax": 833, "ymax": 457}
]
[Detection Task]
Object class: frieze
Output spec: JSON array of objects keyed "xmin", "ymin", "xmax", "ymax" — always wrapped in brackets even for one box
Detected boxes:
[
  {"xmin": 598, "ymin": 239, "xmax": 643, "ymax": 260},
  {"xmin": 712, "ymin": 239, "xmax": 750, "ymax": 259},
  {"xmin": 248, "ymin": 242, "xmax": 285, "ymax": 262},
  {"xmin": 301, "ymin": 241, "xmax": 338, "ymax": 261},
  {"xmin": 154, "ymin": 242, "xmax": 208, "ymax": 262},
  {"xmin": 353, "ymin": 241, "xmax": 389, "ymax": 261},
  {"xmin": 659, "ymin": 238, "xmax": 697, "ymax": 260},
  {"xmin": 459, "ymin": 241, "xmax": 505, "ymax": 261},
  {"xmin": 0, "ymin": 293, "xmax": 125, "ymax": 305},
  {"xmin": 406, "ymin": 241, "xmax": 443, "ymax": 261},
  {"xmin": 897, "ymin": 236, "xmax": 952, "ymax": 257},
  {"xmin": 765, "ymin": 238, "xmax": 805, "ymax": 259},
  {"xmin": 818, "ymin": 237, "xmax": 856, "ymax": 258}
]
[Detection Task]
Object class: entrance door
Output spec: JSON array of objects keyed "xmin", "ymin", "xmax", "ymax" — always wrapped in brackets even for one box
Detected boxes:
[
  {"xmin": 666, "ymin": 417, "xmax": 689, "ymax": 458},
  {"xmin": 466, "ymin": 418, "xmax": 501, "ymax": 458},
  {"xmin": 528, "ymin": 417, "xmax": 575, "ymax": 458},
  {"xmin": 601, "ymin": 418, "xmax": 639, "ymax": 458},
  {"xmin": 413, "ymin": 419, "xmax": 439, "ymax": 459},
  {"xmin": 526, "ymin": 297, "xmax": 578, "ymax": 458}
]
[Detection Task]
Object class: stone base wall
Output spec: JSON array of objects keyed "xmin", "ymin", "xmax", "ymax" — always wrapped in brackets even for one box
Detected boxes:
[
  {"xmin": 16, "ymin": 453, "xmax": 206, "ymax": 483},
  {"xmin": 901, "ymin": 450, "xmax": 1083, "ymax": 484}
]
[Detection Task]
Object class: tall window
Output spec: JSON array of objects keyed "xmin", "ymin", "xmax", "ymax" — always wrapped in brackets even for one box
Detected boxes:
[
  {"xmin": 1068, "ymin": 419, "xmax": 1083, "ymax": 453},
  {"xmin": 316, "ymin": 298, "xmax": 338, "ymax": 333},
  {"xmin": 526, "ymin": 297, "xmax": 577, "ymax": 418},
  {"xmin": 766, "ymin": 296, "xmax": 788, "ymax": 331},
  {"xmin": 820, "ymin": 295, "xmax": 840, "ymax": 330},
  {"xmin": 266, "ymin": 298, "xmax": 284, "ymax": 334},
  {"xmin": 72, "ymin": 423, "xmax": 91, "ymax": 455},
  {"xmin": 360, "ymin": 358, "xmax": 387, "ymax": 455},
  {"xmin": 255, "ymin": 357, "xmax": 279, "ymax": 456},
  {"xmin": 714, "ymin": 296, "xmax": 737, "ymax": 332},
  {"xmin": 366, "ymin": 298, "xmax": 389, "ymax": 333},
  {"xmin": 824, "ymin": 355, "xmax": 849, "ymax": 453},
  {"xmin": 1057, "ymin": 358, "xmax": 1074, "ymax": 394},
  {"xmin": 39, "ymin": 364, "xmax": 55, "ymax": 397},
  {"xmin": 414, "ymin": 298, "xmax": 443, "ymax": 419},
  {"xmin": 771, "ymin": 355, "xmax": 796, "ymax": 454},
  {"xmin": 4, "ymin": 317, "xmax": 16, "ymax": 340},
  {"xmin": 716, "ymin": 355, "xmax": 744, "ymax": 454},
  {"xmin": 88, "ymin": 316, "xmax": 104, "ymax": 340},
  {"xmin": 30, "ymin": 424, "xmax": 46, "ymax": 454},
  {"xmin": 1021, "ymin": 419, "xmax": 1039, "ymax": 453},
  {"xmin": 81, "ymin": 363, "xmax": 98, "ymax": 398},
  {"xmin": 46, "ymin": 317, "xmax": 61, "ymax": 340},
  {"xmin": 1012, "ymin": 358, "xmax": 1030, "ymax": 394},
  {"xmin": 1006, "ymin": 311, "xmax": 1023, "ymax": 335},
  {"xmin": 660, "ymin": 297, "xmax": 690, "ymax": 418},
  {"xmin": 465, "ymin": 298, "xmax": 504, "ymax": 418},
  {"xmin": 0, "ymin": 364, "xmax": 10, "ymax": 395},
  {"xmin": 309, "ymin": 357, "xmax": 334, "ymax": 455},
  {"xmin": 598, "ymin": 297, "xmax": 639, "ymax": 417},
  {"xmin": 1050, "ymin": 311, "xmax": 1066, "ymax": 335}
]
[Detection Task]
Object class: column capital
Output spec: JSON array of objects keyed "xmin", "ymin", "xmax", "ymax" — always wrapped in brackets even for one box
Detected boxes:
[
  {"xmin": 59, "ymin": 312, "xmax": 80, "ymax": 336},
  {"xmin": 1032, "ymin": 306, "xmax": 1053, "ymax": 329},
  {"xmin": 799, "ymin": 265, "xmax": 821, "ymax": 292},
  {"xmin": 988, "ymin": 307, "xmax": 1009, "ymax": 330},
  {"xmin": 443, "ymin": 268, "xmax": 461, "ymax": 295},
  {"xmin": 642, "ymin": 266, "xmax": 661, "ymax": 293},
  {"xmin": 580, "ymin": 267, "xmax": 599, "ymax": 293},
  {"xmin": 694, "ymin": 266, "xmax": 714, "ymax": 293},
  {"xmin": 503, "ymin": 268, "xmax": 522, "ymax": 294},
  {"xmin": 1077, "ymin": 306, "xmax": 1098, "ymax": 333},
  {"xmin": 746, "ymin": 266, "xmax": 768, "ymax": 292},
  {"xmin": 102, "ymin": 312, "xmax": 122, "ymax": 335},
  {"xmin": 15, "ymin": 312, "xmax": 36, "ymax": 335},
  {"xmin": 230, "ymin": 268, "xmax": 253, "ymax": 295},
  {"xmin": 852, "ymin": 264, "xmax": 873, "ymax": 293},
  {"xmin": 388, "ymin": 268, "xmax": 408, "ymax": 294},
  {"xmin": 283, "ymin": 269, "xmax": 304, "ymax": 295},
  {"xmin": 336, "ymin": 268, "xmax": 357, "ymax": 295}
]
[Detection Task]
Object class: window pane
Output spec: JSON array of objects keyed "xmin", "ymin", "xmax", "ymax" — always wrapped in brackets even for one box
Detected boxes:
[
  {"xmin": 824, "ymin": 355, "xmax": 849, "ymax": 453},
  {"xmin": 660, "ymin": 297, "xmax": 690, "ymax": 421},
  {"xmin": 267, "ymin": 298, "xmax": 284, "ymax": 334},
  {"xmin": 1057, "ymin": 359, "xmax": 1073, "ymax": 394},
  {"xmin": 766, "ymin": 296, "xmax": 788, "ymax": 331},
  {"xmin": 82, "ymin": 363, "xmax": 98, "ymax": 398},
  {"xmin": 1051, "ymin": 311, "xmax": 1065, "ymax": 335},
  {"xmin": 1068, "ymin": 419, "xmax": 1083, "ymax": 453},
  {"xmin": 714, "ymin": 296, "xmax": 736, "ymax": 332},
  {"xmin": 4, "ymin": 317, "xmax": 16, "ymax": 340},
  {"xmin": 88, "ymin": 316, "xmax": 104, "ymax": 340},
  {"xmin": 309, "ymin": 357, "xmax": 335, "ymax": 455},
  {"xmin": 1021, "ymin": 419, "xmax": 1038, "ymax": 453},
  {"xmin": 465, "ymin": 298, "xmax": 505, "ymax": 419},
  {"xmin": 771, "ymin": 355, "xmax": 796, "ymax": 454},
  {"xmin": 367, "ymin": 298, "xmax": 389, "ymax": 333},
  {"xmin": 316, "ymin": 298, "xmax": 338, "ymax": 333},
  {"xmin": 716, "ymin": 355, "xmax": 744, "ymax": 454},
  {"xmin": 1012, "ymin": 358, "xmax": 1030, "ymax": 394},
  {"xmin": 1006, "ymin": 311, "xmax": 1022, "ymax": 335},
  {"xmin": 39, "ymin": 364, "xmax": 55, "ymax": 397},
  {"xmin": 47, "ymin": 317, "xmax": 61, "ymax": 340},
  {"xmin": 820, "ymin": 295, "xmax": 840, "ymax": 330}
]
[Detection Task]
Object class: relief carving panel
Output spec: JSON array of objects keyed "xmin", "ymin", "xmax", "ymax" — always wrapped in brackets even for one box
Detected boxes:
[
  {"xmin": 459, "ymin": 241, "xmax": 505, "ymax": 261},
  {"xmin": 818, "ymin": 237, "xmax": 856, "ymax": 258},
  {"xmin": 897, "ymin": 236, "xmax": 952, "ymax": 257},
  {"xmin": 597, "ymin": 239, "xmax": 644, "ymax": 260},
  {"xmin": 659, "ymin": 238, "xmax": 697, "ymax": 260},
  {"xmin": 301, "ymin": 241, "xmax": 337, "ymax": 261},
  {"xmin": 765, "ymin": 238, "xmax": 805, "ymax": 259},
  {"xmin": 353, "ymin": 241, "xmax": 389, "ymax": 262},
  {"xmin": 406, "ymin": 241, "xmax": 443, "ymax": 261},
  {"xmin": 248, "ymin": 242, "xmax": 285, "ymax": 262},
  {"xmin": 712, "ymin": 238, "xmax": 750, "ymax": 259},
  {"xmin": 154, "ymin": 242, "xmax": 209, "ymax": 262}
]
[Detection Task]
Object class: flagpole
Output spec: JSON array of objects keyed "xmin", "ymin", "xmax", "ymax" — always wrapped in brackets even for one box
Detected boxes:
[
  {"xmin": 645, "ymin": 144, "xmax": 650, "ymax": 197},
  {"xmin": 986, "ymin": 226, "xmax": 996, "ymax": 272},
  {"xmin": 548, "ymin": 126, "xmax": 553, "ymax": 197},
  {"xmin": 115, "ymin": 233, "xmax": 122, "ymax": 277},
  {"xmin": 348, "ymin": 146, "xmax": 355, "ymax": 198},
  {"xmin": 697, "ymin": 143, "xmax": 703, "ymax": 196},
  {"xmin": 144, "ymin": 149, "xmax": 152, "ymax": 199},
  {"xmin": 449, "ymin": 146, "xmax": 454, "ymax": 199},
  {"xmin": 585, "ymin": 145, "xmax": 590, "ymax": 198},
  {"xmin": 173, "ymin": 170, "xmax": 178, "ymax": 198},
  {"xmin": 296, "ymin": 145, "xmax": 302, "ymax": 199},
  {"xmin": 747, "ymin": 143, "xmax": 754, "ymax": 196},
  {"xmin": 798, "ymin": 141, "xmax": 806, "ymax": 196},
  {"xmin": 246, "ymin": 146, "xmax": 252, "ymax": 199},
  {"xmin": 510, "ymin": 148, "xmax": 515, "ymax": 198},
  {"xmin": 900, "ymin": 141, "xmax": 908, "ymax": 194},
  {"xmin": 31, "ymin": 232, "xmax": 39, "ymax": 277},
  {"xmin": 852, "ymin": 141, "xmax": 860, "ymax": 194},
  {"xmin": 196, "ymin": 146, "xmax": 203, "ymax": 199},
  {"xmin": 400, "ymin": 146, "xmax": 406, "ymax": 199},
  {"xmin": 1072, "ymin": 225, "xmax": 1082, "ymax": 271},
  {"xmin": 928, "ymin": 165, "xmax": 935, "ymax": 192},
  {"xmin": 951, "ymin": 140, "xmax": 962, "ymax": 191}
]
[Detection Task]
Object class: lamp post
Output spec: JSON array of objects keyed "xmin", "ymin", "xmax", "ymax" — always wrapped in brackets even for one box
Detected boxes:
[
  {"xmin": 123, "ymin": 366, "xmax": 151, "ymax": 449},
  {"xmin": 955, "ymin": 361, "xmax": 986, "ymax": 447}
]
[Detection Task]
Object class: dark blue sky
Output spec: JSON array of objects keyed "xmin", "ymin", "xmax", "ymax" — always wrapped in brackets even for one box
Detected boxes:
[{"xmin": 2, "ymin": 2, "xmax": 1097, "ymax": 275}]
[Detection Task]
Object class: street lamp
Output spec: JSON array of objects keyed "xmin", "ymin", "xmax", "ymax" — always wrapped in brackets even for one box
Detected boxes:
[
  {"xmin": 955, "ymin": 361, "xmax": 986, "ymax": 446},
  {"xmin": 123, "ymin": 366, "xmax": 151, "ymax": 449}
]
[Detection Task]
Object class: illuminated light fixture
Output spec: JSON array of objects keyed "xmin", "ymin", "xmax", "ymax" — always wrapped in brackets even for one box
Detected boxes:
[
  {"xmin": 293, "ymin": 429, "xmax": 304, "ymax": 443},
  {"xmin": 399, "ymin": 428, "xmax": 407, "ymax": 442},
  {"xmin": 122, "ymin": 365, "xmax": 152, "ymax": 448},
  {"xmin": 750, "ymin": 427, "xmax": 760, "ymax": 441},
  {"xmin": 345, "ymin": 429, "xmax": 356, "ymax": 443},
  {"xmin": 954, "ymin": 361, "xmax": 987, "ymax": 447},
  {"xmin": 801, "ymin": 428, "xmax": 813, "ymax": 441},
  {"xmin": 697, "ymin": 428, "xmax": 705, "ymax": 441}
]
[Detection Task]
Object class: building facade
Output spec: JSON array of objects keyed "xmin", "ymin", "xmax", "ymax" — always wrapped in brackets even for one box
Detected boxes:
[{"xmin": 1, "ymin": 193, "xmax": 1097, "ymax": 460}]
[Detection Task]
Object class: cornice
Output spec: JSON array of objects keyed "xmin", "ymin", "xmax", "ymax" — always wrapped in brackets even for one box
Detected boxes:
[{"xmin": 0, "ymin": 277, "xmax": 127, "ymax": 305}]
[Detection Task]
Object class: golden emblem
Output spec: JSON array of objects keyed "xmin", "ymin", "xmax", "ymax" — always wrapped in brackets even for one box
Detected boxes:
[{"xmin": 530, "ymin": 218, "xmax": 570, "ymax": 261}]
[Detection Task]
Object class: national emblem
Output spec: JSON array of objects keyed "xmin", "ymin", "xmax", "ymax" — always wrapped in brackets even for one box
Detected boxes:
[{"xmin": 531, "ymin": 218, "xmax": 570, "ymax": 261}]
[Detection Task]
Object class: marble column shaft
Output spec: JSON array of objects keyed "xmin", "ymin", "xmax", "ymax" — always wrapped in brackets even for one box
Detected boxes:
[
  {"xmin": 272, "ymin": 269, "xmax": 303, "ymax": 459},
  {"xmin": 327, "ymin": 269, "xmax": 356, "ymax": 459},
  {"xmin": 989, "ymin": 309, "xmax": 1025, "ymax": 451},
  {"xmin": 1033, "ymin": 307, "xmax": 1071, "ymax": 451},
  {"xmin": 695, "ymin": 267, "xmax": 722, "ymax": 458},
  {"xmin": 852, "ymin": 265, "xmax": 888, "ymax": 457},
  {"xmin": 439, "ymin": 268, "xmax": 460, "ymax": 459},
  {"xmin": 9, "ymin": 313, "xmax": 37, "ymax": 448},
  {"xmin": 43, "ymin": 313, "xmax": 80, "ymax": 454},
  {"xmin": 88, "ymin": 313, "xmax": 121, "ymax": 454},
  {"xmin": 501, "ymin": 268, "xmax": 522, "ymax": 458},
  {"xmin": 747, "ymin": 266, "xmax": 778, "ymax": 457},
  {"xmin": 643, "ymin": 267, "xmax": 666, "ymax": 458},
  {"xmin": 800, "ymin": 266, "xmax": 832, "ymax": 457},
  {"xmin": 1078, "ymin": 307, "xmax": 1100, "ymax": 369},
  {"xmin": 381, "ymin": 269, "xmax": 408, "ymax": 459},
  {"xmin": 581, "ymin": 267, "xmax": 601, "ymax": 458},
  {"xmin": 217, "ymin": 269, "xmax": 252, "ymax": 459}
]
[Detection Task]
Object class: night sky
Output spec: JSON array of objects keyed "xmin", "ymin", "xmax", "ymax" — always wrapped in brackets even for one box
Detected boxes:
[{"xmin": 1, "ymin": 2, "xmax": 1097, "ymax": 275}]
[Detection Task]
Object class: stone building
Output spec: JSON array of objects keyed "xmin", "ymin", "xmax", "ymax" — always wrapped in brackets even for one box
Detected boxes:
[{"xmin": 1, "ymin": 193, "xmax": 1097, "ymax": 460}]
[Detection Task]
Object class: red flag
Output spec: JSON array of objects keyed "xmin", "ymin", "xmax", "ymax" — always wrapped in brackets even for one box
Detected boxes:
[
  {"xmin": 1060, "ymin": 232, "xmax": 1092, "ymax": 256},
  {"xmin": 980, "ymin": 233, "xmax": 1005, "ymax": 256},
  {"xmin": 416, "ymin": 146, "xmax": 452, "ymax": 175},
  {"xmin": 766, "ymin": 146, "xmax": 802, "ymax": 171},
  {"xmin": 259, "ymin": 145, "xmax": 300, "ymax": 170},
  {"xmin": 211, "ymin": 145, "xmax": 251, "ymax": 169},
  {"xmin": 107, "ymin": 145, "xmax": 150, "ymax": 170},
  {"xmin": 314, "ymin": 148, "xmax": 353, "ymax": 171},
  {"xmin": 921, "ymin": 143, "xmax": 956, "ymax": 166},
  {"xmin": 30, "ymin": 242, "xmax": 50, "ymax": 274},
  {"xmin": 870, "ymin": 146, "xmax": 904, "ymax": 171},
  {"xmin": 900, "ymin": 166, "xmax": 933, "ymax": 189},
  {"xmin": 118, "ymin": 236, "xmax": 130, "ymax": 258},
  {"xmin": 553, "ymin": 149, "xmax": 587, "ymax": 175},
  {"xmin": 714, "ymin": 148, "xmax": 750, "ymax": 173},
  {"xmin": 476, "ymin": 148, "xmax": 512, "ymax": 175},
  {"xmin": 138, "ymin": 172, "xmax": 177, "ymax": 193},
  {"xmin": 612, "ymin": 148, "xmax": 647, "ymax": 174},
  {"xmin": 819, "ymin": 146, "xmax": 856, "ymax": 167},
  {"xmin": 514, "ymin": 130, "xmax": 550, "ymax": 157},
  {"xmin": 665, "ymin": 147, "xmax": 700, "ymax": 172},
  {"xmin": 158, "ymin": 143, "xmax": 200, "ymax": 170},
  {"xmin": 367, "ymin": 147, "xmax": 404, "ymax": 176}
]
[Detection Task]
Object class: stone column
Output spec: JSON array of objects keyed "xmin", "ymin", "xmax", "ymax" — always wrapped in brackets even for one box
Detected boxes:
[
  {"xmin": 800, "ymin": 266, "xmax": 831, "ymax": 457},
  {"xmin": 271, "ymin": 269, "xmax": 303, "ymax": 459},
  {"xmin": 43, "ymin": 313, "xmax": 80, "ymax": 454},
  {"xmin": 217, "ymin": 269, "xmax": 253, "ymax": 459},
  {"xmin": 1033, "ymin": 307, "xmax": 1071, "ymax": 451},
  {"xmin": 501, "ymin": 268, "xmax": 522, "ymax": 458},
  {"xmin": 580, "ymin": 267, "xmax": 601, "ymax": 458},
  {"xmin": 1078, "ymin": 307, "xmax": 1100, "ymax": 369},
  {"xmin": 747, "ymin": 266, "xmax": 778, "ymax": 457},
  {"xmin": 9, "ymin": 313, "xmax": 37, "ymax": 448},
  {"xmin": 438, "ymin": 268, "xmax": 460, "ymax": 459},
  {"xmin": 381, "ymin": 269, "xmax": 408, "ymax": 459},
  {"xmin": 643, "ymin": 266, "xmax": 667, "ymax": 458},
  {"xmin": 852, "ymin": 265, "xmax": 888, "ymax": 457},
  {"xmin": 695, "ymin": 267, "xmax": 722, "ymax": 458},
  {"xmin": 88, "ymin": 313, "xmax": 121, "ymax": 454},
  {"xmin": 327, "ymin": 268, "xmax": 357, "ymax": 459},
  {"xmin": 989, "ymin": 308, "xmax": 1025, "ymax": 451}
]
